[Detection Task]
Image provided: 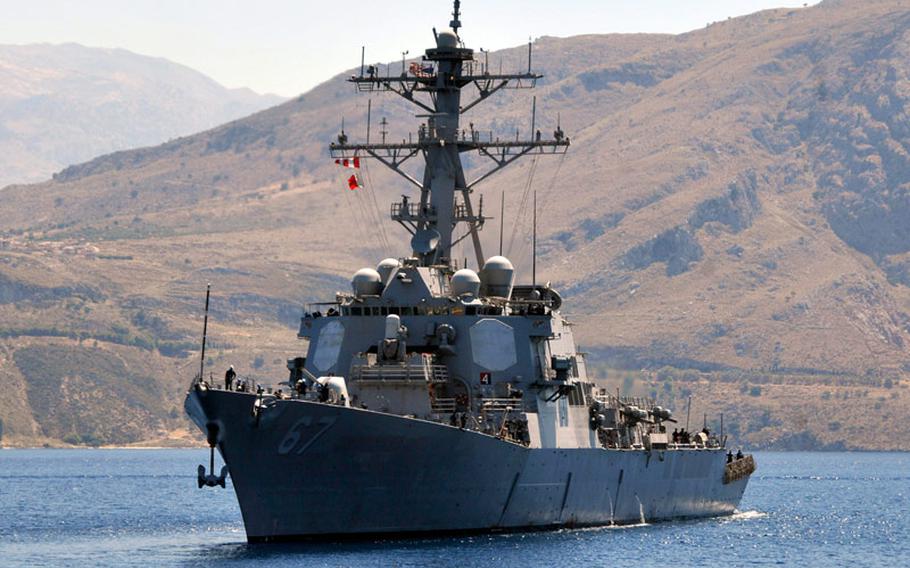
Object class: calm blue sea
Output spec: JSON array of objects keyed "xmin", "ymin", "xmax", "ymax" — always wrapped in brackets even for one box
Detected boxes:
[{"xmin": 0, "ymin": 450, "xmax": 906, "ymax": 567}]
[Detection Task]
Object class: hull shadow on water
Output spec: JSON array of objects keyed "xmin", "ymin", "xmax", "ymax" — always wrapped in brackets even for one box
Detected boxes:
[{"xmin": 180, "ymin": 511, "xmax": 767, "ymax": 566}]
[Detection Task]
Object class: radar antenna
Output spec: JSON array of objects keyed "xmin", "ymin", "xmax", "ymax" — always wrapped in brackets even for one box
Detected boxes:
[{"xmin": 451, "ymin": 0, "xmax": 462, "ymax": 36}]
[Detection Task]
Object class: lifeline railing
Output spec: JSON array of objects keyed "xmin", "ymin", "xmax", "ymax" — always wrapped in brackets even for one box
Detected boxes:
[{"xmin": 350, "ymin": 363, "xmax": 449, "ymax": 384}]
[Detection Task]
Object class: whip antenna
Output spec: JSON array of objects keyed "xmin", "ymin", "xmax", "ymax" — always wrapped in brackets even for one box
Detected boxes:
[
  {"xmin": 499, "ymin": 191, "xmax": 505, "ymax": 256},
  {"xmin": 199, "ymin": 283, "xmax": 211, "ymax": 381},
  {"xmin": 532, "ymin": 190, "xmax": 537, "ymax": 288}
]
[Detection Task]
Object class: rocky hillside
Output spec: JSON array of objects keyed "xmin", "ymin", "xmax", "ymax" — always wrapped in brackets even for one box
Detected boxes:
[
  {"xmin": 1, "ymin": 0, "xmax": 909, "ymax": 449},
  {"xmin": 0, "ymin": 43, "xmax": 284, "ymax": 187}
]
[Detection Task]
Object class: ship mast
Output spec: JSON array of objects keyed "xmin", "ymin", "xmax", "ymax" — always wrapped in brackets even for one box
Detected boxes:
[{"xmin": 330, "ymin": 1, "xmax": 569, "ymax": 269}]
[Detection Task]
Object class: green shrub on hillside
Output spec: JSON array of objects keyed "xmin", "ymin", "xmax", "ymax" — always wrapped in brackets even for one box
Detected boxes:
[{"xmin": 14, "ymin": 345, "xmax": 168, "ymax": 445}]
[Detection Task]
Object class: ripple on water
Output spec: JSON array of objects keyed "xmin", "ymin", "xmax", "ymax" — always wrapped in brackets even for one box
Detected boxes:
[{"xmin": 726, "ymin": 509, "xmax": 768, "ymax": 521}]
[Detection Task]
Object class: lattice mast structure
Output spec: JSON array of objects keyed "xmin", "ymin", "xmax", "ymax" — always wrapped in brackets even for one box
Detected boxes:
[{"xmin": 330, "ymin": 0, "xmax": 569, "ymax": 269}]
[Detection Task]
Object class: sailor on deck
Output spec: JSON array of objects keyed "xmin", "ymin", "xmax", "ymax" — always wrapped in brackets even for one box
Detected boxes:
[{"xmin": 225, "ymin": 366, "xmax": 236, "ymax": 391}]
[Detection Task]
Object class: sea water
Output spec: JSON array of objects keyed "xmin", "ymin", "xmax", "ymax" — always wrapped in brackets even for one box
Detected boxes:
[{"xmin": 0, "ymin": 450, "xmax": 906, "ymax": 567}]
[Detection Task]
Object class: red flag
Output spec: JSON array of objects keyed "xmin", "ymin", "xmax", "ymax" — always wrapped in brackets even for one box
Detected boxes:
[
  {"xmin": 335, "ymin": 157, "xmax": 360, "ymax": 169},
  {"xmin": 347, "ymin": 174, "xmax": 362, "ymax": 190}
]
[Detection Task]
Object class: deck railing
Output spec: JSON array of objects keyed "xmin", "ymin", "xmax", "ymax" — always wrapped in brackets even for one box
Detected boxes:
[{"xmin": 350, "ymin": 362, "xmax": 449, "ymax": 384}]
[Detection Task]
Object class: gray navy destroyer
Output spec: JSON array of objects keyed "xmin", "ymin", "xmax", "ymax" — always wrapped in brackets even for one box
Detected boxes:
[{"xmin": 185, "ymin": 1, "xmax": 755, "ymax": 542}]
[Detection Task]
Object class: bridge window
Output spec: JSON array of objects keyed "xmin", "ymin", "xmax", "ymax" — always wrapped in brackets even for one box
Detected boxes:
[{"xmin": 568, "ymin": 384, "xmax": 585, "ymax": 406}]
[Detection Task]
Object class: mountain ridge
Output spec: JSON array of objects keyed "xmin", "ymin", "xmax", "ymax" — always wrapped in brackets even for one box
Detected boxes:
[{"xmin": 0, "ymin": 42, "xmax": 285, "ymax": 188}]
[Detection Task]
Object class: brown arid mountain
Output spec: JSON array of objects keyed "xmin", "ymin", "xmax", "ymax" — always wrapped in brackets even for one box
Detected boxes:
[
  {"xmin": 1, "ymin": 0, "xmax": 909, "ymax": 449},
  {"xmin": 0, "ymin": 43, "xmax": 285, "ymax": 188}
]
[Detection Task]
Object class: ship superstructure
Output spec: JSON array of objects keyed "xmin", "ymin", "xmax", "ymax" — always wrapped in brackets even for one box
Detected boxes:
[{"xmin": 185, "ymin": 1, "xmax": 754, "ymax": 541}]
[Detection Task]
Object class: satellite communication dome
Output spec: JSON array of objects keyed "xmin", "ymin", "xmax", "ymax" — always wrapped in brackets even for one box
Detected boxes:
[
  {"xmin": 450, "ymin": 268, "xmax": 481, "ymax": 297},
  {"xmin": 436, "ymin": 29, "xmax": 458, "ymax": 48},
  {"xmin": 480, "ymin": 256, "xmax": 515, "ymax": 298},
  {"xmin": 352, "ymin": 268, "xmax": 382, "ymax": 296},
  {"xmin": 376, "ymin": 258, "xmax": 401, "ymax": 285}
]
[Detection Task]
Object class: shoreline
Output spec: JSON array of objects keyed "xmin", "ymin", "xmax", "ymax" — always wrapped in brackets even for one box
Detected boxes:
[{"xmin": 3, "ymin": 446, "xmax": 910, "ymax": 452}]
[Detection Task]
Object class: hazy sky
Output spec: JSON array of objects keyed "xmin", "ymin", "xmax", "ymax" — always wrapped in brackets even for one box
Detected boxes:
[{"xmin": 3, "ymin": 0, "xmax": 820, "ymax": 97}]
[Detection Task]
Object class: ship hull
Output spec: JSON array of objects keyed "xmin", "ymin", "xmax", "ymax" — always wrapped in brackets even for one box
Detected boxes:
[{"xmin": 186, "ymin": 387, "xmax": 750, "ymax": 542}]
